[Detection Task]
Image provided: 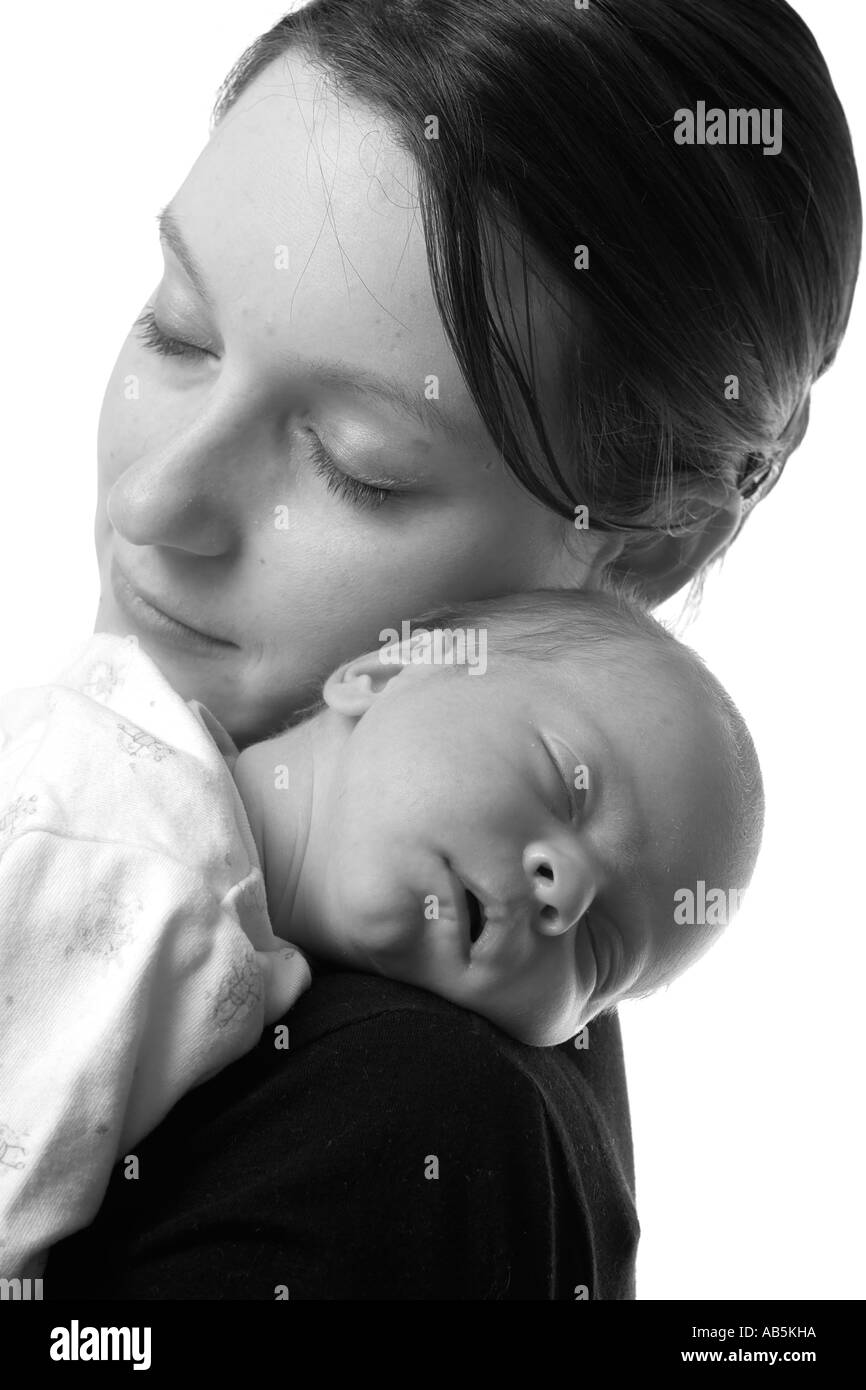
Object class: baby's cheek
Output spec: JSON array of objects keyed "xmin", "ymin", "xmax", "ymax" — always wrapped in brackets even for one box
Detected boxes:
[{"xmin": 327, "ymin": 850, "xmax": 421, "ymax": 954}]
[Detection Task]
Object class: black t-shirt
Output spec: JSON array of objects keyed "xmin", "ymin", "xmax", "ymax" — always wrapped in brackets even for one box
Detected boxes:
[{"xmin": 45, "ymin": 970, "xmax": 638, "ymax": 1300}]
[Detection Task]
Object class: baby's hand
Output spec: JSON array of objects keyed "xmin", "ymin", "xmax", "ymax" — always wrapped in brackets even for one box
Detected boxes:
[{"xmin": 255, "ymin": 943, "xmax": 312, "ymax": 1024}]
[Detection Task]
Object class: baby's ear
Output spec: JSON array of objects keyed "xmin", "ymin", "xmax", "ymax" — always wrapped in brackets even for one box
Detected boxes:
[{"xmin": 322, "ymin": 643, "xmax": 410, "ymax": 717}]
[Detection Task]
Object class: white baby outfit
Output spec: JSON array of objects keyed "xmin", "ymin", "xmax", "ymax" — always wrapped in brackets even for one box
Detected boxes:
[{"xmin": 0, "ymin": 633, "xmax": 311, "ymax": 1279}]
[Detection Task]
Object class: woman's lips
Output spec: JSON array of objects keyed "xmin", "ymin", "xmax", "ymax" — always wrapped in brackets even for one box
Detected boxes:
[{"xmin": 110, "ymin": 556, "xmax": 238, "ymax": 657}]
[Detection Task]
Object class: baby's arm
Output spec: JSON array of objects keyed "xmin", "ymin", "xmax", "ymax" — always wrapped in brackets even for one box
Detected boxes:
[{"xmin": 0, "ymin": 827, "xmax": 309, "ymax": 1279}]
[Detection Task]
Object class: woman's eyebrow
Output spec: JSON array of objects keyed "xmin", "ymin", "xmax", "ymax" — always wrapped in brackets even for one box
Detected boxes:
[
  {"xmin": 157, "ymin": 205, "xmax": 213, "ymax": 309},
  {"xmin": 156, "ymin": 203, "xmax": 476, "ymax": 446},
  {"xmin": 303, "ymin": 359, "xmax": 475, "ymax": 444}
]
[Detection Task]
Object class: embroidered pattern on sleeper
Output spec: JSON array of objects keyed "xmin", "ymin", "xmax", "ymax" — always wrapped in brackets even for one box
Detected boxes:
[
  {"xmin": 0, "ymin": 795, "xmax": 39, "ymax": 846},
  {"xmin": 116, "ymin": 722, "xmax": 174, "ymax": 763},
  {"xmin": 82, "ymin": 661, "xmax": 122, "ymax": 702},
  {"xmin": 0, "ymin": 1123, "xmax": 27, "ymax": 1173},
  {"xmin": 63, "ymin": 889, "xmax": 143, "ymax": 964},
  {"xmin": 211, "ymin": 952, "xmax": 263, "ymax": 1030}
]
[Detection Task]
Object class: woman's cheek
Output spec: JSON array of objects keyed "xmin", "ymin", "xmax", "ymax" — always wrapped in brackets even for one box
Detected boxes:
[{"xmin": 97, "ymin": 348, "xmax": 158, "ymax": 489}]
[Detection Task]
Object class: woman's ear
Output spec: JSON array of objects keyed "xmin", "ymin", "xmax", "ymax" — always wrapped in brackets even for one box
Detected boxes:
[
  {"xmin": 322, "ymin": 643, "xmax": 409, "ymax": 718},
  {"xmin": 610, "ymin": 493, "xmax": 743, "ymax": 606}
]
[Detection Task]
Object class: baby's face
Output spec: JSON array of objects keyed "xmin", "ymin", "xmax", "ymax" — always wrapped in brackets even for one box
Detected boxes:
[{"xmin": 236, "ymin": 641, "xmax": 729, "ymax": 1045}]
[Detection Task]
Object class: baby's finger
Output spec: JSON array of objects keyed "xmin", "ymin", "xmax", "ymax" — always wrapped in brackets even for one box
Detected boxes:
[{"xmin": 255, "ymin": 944, "xmax": 312, "ymax": 1023}]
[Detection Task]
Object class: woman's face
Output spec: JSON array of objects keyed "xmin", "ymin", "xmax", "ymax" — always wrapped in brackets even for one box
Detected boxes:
[{"xmin": 95, "ymin": 50, "xmax": 607, "ymax": 744}]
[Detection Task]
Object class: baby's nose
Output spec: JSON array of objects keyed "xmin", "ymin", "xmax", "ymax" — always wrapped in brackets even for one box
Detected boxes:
[{"xmin": 522, "ymin": 840, "xmax": 595, "ymax": 936}]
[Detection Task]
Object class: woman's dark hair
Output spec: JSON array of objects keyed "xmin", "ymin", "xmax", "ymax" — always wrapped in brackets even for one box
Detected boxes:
[{"xmin": 212, "ymin": 0, "xmax": 861, "ymax": 567}]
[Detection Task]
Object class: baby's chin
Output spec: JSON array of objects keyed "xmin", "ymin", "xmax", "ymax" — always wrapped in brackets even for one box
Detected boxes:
[
  {"xmin": 334, "ymin": 911, "xmax": 429, "ymax": 972},
  {"xmin": 279, "ymin": 914, "xmax": 404, "ymax": 977}
]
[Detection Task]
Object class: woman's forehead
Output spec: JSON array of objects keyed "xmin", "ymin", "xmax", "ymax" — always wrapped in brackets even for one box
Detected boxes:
[
  {"xmin": 164, "ymin": 48, "xmax": 568, "ymax": 443},
  {"xmin": 165, "ymin": 53, "xmax": 461, "ymax": 388}
]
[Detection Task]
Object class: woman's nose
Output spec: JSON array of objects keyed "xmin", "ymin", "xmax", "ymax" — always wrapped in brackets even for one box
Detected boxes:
[{"xmin": 106, "ymin": 430, "xmax": 243, "ymax": 556}]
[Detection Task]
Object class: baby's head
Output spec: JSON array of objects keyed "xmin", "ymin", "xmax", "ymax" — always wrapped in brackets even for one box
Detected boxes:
[{"xmin": 234, "ymin": 590, "xmax": 763, "ymax": 1046}]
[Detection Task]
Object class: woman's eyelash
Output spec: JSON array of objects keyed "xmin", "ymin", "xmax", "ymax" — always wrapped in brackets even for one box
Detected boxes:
[
  {"xmin": 305, "ymin": 433, "xmax": 394, "ymax": 511},
  {"xmin": 133, "ymin": 306, "xmax": 212, "ymax": 360}
]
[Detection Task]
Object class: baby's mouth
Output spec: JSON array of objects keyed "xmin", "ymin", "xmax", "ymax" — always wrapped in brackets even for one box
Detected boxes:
[{"xmin": 465, "ymin": 889, "xmax": 487, "ymax": 945}]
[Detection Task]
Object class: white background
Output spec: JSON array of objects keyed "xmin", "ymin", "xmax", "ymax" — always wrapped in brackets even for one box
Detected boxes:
[{"xmin": 0, "ymin": 2, "xmax": 862, "ymax": 1299}]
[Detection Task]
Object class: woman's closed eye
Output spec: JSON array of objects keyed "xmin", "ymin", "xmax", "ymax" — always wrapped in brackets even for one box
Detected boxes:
[
  {"xmin": 134, "ymin": 305, "xmax": 215, "ymax": 361},
  {"xmin": 305, "ymin": 432, "xmax": 398, "ymax": 511},
  {"xmin": 134, "ymin": 307, "xmax": 407, "ymax": 512}
]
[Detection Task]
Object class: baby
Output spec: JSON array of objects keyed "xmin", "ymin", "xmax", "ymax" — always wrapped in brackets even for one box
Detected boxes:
[{"xmin": 0, "ymin": 588, "xmax": 763, "ymax": 1279}]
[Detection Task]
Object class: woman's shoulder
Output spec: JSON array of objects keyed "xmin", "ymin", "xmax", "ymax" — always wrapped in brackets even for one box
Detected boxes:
[
  {"xmin": 267, "ymin": 970, "xmax": 634, "ymax": 1173},
  {"xmin": 163, "ymin": 967, "xmax": 632, "ymax": 1160},
  {"xmin": 45, "ymin": 970, "xmax": 638, "ymax": 1299}
]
